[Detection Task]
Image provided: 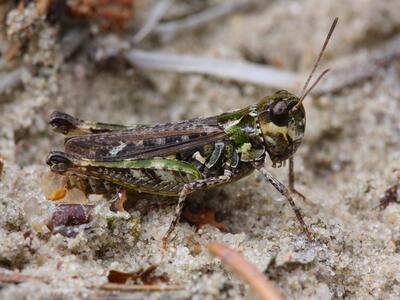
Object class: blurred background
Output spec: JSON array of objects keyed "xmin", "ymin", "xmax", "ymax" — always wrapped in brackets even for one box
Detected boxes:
[{"xmin": 0, "ymin": 1, "xmax": 400, "ymax": 299}]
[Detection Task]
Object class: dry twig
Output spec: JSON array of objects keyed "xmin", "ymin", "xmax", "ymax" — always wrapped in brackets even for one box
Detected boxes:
[
  {"xmin": 154, "ymin": 0, "xmax": 258, "ymax": 40},
  {"xmin": 0, "ymin": 269, "xmax": 50, "ymax": 284},
  {"xmin": 100, "ymin": 283, "xmax": 184, "ymax": 292},
  {"xmin": 124, "ymin": 49, "xmax": 300, "ymax": 90},
  {"xmin": 0, "ymin": 67, "xmax": 27, "ymax": 94},
  {"xmin": 208, "ymin": 243, "xmax": 284, "ymax": 300},
  {"xmin": 0, "ymin": 155, "xmax": 4, "ymax": 179},
  {"xmin": 132, "ymin": 0, "xmax": 173, "ymax": 44},
  {"xmin": 61, "ymin": 28, "xmax": 90, "ymax": 60}
]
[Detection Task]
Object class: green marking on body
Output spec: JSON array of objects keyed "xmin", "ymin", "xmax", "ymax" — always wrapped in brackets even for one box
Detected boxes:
[
  {"xmin": 226, "ymin": 124, "xmax": 249, "ymax": 145},
  {"xmin": 79, "ymin": 158, "xmax": 202, "ymax": 179},
  {"xmin": 217, "ymin": 107, "xmax": 250, "ymax": 123},
  {"xmin": 239, "ymin": 142, "xmax": 252, "ymax": 154}
]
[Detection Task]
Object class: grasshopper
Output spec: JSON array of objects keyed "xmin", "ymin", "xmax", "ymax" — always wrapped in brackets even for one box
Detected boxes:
[{"xmin": 46, "ymin": 18, "xmax": 338, "ymax": 244}]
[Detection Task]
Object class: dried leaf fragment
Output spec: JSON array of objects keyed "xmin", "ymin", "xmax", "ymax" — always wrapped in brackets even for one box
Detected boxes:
[
  {"xmin": 183, "ymin": 207, "xmax": 229, "ymax": 232},
  {"xmin": 379, "ymin": 183, "xmax": 400, "ymax": 210},
  {"xmin": 48, "ymin": 187, "xmax": 67, "ymax": 201},
  {"xmin": 47, "ymin": 204, "xmax": 94, "ymax": 237},
  {"xmin": 107, "ymin": 265, "xmax": 168, "ymax": 285},
  {"xmin": 68, "ymin": 0, "xmax": 135, "ymax": 30}
]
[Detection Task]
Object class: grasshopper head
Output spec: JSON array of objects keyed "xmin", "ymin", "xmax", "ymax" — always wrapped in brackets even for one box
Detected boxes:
[
  {"xmin": 257, "ymin": 90, "xmax": 305, "ymax": 164},
  {"xmin": 255, "ymin": 18, "xmax": 337, "ymax": 164}
]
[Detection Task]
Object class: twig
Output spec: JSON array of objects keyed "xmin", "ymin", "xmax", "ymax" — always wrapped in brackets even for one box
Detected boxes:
[
  {"xmin": 0, "ymin": 155, "xmax": 4, "ymax": 179},
  {"xmin": 154, "ymin": 0, "xmax": 258, "ymax": 40},
  {"xmin": 100, "ymin": 283, "xmax": 184, "ymax": 292},
  {"xmin": 0, "ymin": 269, "xmax": 50, "ymax": 284},
  {"xmin": 124, "ymin": 49, "xmax": 300, "ymax": 90},
  {"xmin": 61, "ymin": 28, "xmax": 91, "ymax": 60},
  {"xmin": 313, "ymin": 34, "xmax": 400, "ymax": 95},
  {"xmin": 0, "ymin": 67, "xmax": 27, "ymax": 94},
  {"xmin": 132, "ymin": 0, "xmax": 173, "ymax": 44},
  {"xmin": 208, "ymin": 243, "xmax": 285, "ymax": 300}
]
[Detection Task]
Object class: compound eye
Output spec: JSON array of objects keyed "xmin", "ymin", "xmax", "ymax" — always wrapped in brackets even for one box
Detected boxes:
[{"xmin": 270, "ymin": 101, "xmax": 289, "ymax": 126}]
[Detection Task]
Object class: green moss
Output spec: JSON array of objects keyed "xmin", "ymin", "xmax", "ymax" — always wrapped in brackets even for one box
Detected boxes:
[
  {"xmin": 107, "ymin": 215, "xmax": 141, "ymax": 240},
  {"xmin": 129, "ymin": 216, "xmax": 141, "ymax": 240}
]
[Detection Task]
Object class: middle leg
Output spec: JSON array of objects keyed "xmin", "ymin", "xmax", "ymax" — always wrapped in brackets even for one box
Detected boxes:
[{"xmin": 163, "ymin": 169, "xmax": 232, "ymax": 246}]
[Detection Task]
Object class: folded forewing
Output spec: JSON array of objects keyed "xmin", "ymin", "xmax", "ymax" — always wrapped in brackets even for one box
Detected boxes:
[{"xmin": 64, "ymin": 118, "xmax": 227, "ymax": 161}]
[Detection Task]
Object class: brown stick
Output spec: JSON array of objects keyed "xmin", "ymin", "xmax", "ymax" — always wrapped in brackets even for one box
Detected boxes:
[
  {"xmin": 207, "ymin": 243, "xmax": 285, "ymax": 300},
  {"xmin": 100, "ymin": 283, "xmax": 184, "ymax": 292},
  {"xmin": 0, "ymin": 155, "xmax": 4, "ymax": 179},
  {"xmin": 0, "ymin": 270, "xmax": 50, "ymax": 284}
]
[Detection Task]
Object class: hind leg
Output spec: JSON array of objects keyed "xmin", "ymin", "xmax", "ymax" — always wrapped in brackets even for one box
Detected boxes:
[{"xmin": 49, "ymin": 111, "xmax": 146, "ymax": 136}]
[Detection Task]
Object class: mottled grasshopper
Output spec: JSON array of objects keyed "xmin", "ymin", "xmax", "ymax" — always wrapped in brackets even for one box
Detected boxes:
[{"xmin": 46, "ymin": 18, "xmax": 338, "ymax": 244}]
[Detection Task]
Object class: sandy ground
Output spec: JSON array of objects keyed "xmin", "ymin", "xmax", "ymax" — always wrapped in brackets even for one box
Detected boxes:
[{"xmin": 1, "ymin": 0, "xmax": 400, "ymax": 299}]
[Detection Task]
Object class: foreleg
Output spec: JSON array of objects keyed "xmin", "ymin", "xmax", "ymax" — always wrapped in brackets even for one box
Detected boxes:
[
  {"xmin": 255, "ymin": 164, "xmax": 312, "ymax": 240},
  {"xmin": 288, "ymin": 157, "xmax": 306, "ymax": 201}
]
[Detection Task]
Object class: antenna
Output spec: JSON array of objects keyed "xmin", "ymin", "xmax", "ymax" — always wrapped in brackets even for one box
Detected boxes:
[{"xmin": 293, "ymin": 17, "xmax": 338, "ymax": 110}]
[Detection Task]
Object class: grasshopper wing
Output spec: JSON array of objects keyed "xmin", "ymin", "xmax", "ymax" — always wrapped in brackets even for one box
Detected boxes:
[{"xmin": 64, "ymin": 118, "xmax": 228, "ymax": 161}]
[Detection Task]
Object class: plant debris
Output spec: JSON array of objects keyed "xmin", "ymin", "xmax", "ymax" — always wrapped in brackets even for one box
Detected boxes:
[
  {"xmin": 183, "ymin": 207, "xmax": 228, "ymax": 232},
  {"xmin": 0, "ymin": 269, "xmax": 50, "ymax": 285},
  {"xmin": 68, "ymin": 0, "xmax": 135, "ymax": 31},
  {"xmin": 124, "ymin": 49, "xmax": 300, "ymax": 89},
  {"xmin": 132, "ymin": 0, "xmax": 172, "ymax": 44},
  {"xmin": 99, "ymin": 283, "xmax": 184, "ymax": 292},
  {"xmin": 379, "ymin": 183, "xmax": 400, "ymax": 210},
  {"xmin": 48, "ymin": 187, "xmax": 67, "ymax": 201},
  {"xmin": 0, "ymin": 155, "xmax": 3, "ymax": 179},
  {"xmin": 107, "ymin": 265, "xmax": 168, "ymax": 285},
  {"xmin": 0, "ymin": 67, "xmax": 27, "ymax": 94},
  {"xmin": 208, "ymin": 243, "xmax": 284, "ymax": 300},
  {"xmin": 47, "ymin": 204, "xmax": 94, "ymax": 237},
  {"xmin": 153, "ymin": 0, "xmax": 258, "ymax": 40}
]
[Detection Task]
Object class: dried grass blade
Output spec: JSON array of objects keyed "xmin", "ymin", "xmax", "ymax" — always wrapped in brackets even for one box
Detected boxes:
[{"xmin": 208, "ymin": 243, "xmax": 284, "ymax": 300}]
